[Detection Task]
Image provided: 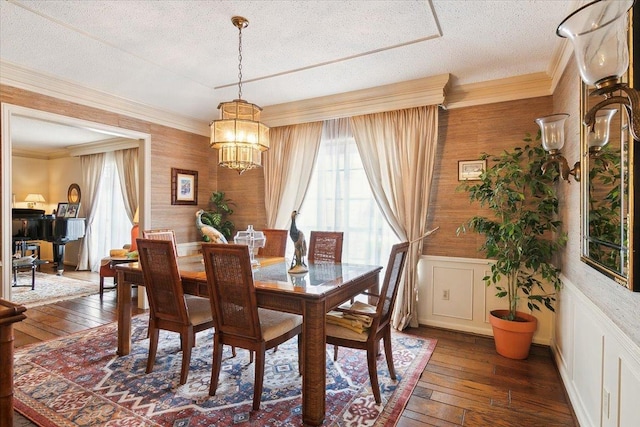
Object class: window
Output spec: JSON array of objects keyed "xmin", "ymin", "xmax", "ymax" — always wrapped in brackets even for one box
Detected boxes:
[
  {"xmin": 300, "ymin": 124, "xmax": 398, "ymax": 266},
  {"xmin": 88, "ymin": 152, "xmax": 132, "ymax": 271}
]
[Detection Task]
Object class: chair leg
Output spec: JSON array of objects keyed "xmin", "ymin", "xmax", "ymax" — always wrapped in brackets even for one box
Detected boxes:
[
  {"xmin": 146, "ymin": 325, "xmax": 159, "ymax": 374},
  {"xmin": 333, "ymin": 344, "xmax": 339, "ymax": 361},
  {"xmin": 383, "ymin": 328, "xmax": 396, "ymax": 380},
  {"xmin": 297, "ymin": 334, "xmax": 303, "ymax": 375},
  {"xmin": 209, "ymin": 335, "xmax": 223, "ymax": 396},
  {"xmin": 99, "ymin": 276, "xmax": 105, "ymax": 299},
  {"xmin": 367, "ymin": 341, "xmax": 382, "ymax": 404},
  {"xmin": 253, "ymin": 345, "xmax": 266, "ymax": 410},
  {"xmin": 179, "ymin": 329, "xmax": 194, "ymax": 385}
]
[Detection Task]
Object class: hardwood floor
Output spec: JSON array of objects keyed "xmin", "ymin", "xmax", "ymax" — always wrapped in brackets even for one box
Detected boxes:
[{"xmin": 11, "ymin": 268, "xmax": 577, "ymax": 426}]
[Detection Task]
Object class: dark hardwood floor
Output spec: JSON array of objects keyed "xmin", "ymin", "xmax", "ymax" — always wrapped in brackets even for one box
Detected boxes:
[{"xmin": 12, "ymin": 267, "xmax": 577, "ymax": 426}]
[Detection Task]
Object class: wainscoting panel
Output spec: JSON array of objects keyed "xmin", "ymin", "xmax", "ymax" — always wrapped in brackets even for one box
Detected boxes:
[
  {"xmin": 418, "ymin": 255, "xmax": 556, "ymax": 345},
  {"xmin": 553, "ymin": 278, "xmax": 640, "ymax": 427},
  {"xmin": 431, "ymin": 264, "xmax": 474, "ymax": 320}
]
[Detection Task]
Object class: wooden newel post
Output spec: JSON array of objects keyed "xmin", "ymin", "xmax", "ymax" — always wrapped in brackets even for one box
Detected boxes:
[{"xmin": 0, "ymin": 299, "xmax": 27, "ymax": 425}]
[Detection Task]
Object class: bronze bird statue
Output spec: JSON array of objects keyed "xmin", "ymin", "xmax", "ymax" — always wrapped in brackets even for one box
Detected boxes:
[{"xmin": 289, "ymin": 210, "xmax": 308, "ymax": 273}]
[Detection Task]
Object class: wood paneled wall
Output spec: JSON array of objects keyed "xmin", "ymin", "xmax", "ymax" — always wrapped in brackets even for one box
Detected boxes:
[{"xmin": 424, "ymin": 96, "xmax": 554, "ymax": 258}]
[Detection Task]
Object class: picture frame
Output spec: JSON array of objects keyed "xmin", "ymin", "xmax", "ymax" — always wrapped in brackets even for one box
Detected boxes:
[
  {"xmin": 171, "ymin": 168, "xmax": 198, "ymax": 205},
  {"xmin": 458, "ymin": 159, "xmax": 487, "ymax": 181},
  {"xmin": 56, "ymin": 202, "xmax": 69, "ymax": 217},
  {"xmin": 65, "ymin": 203, "xmax": 81, "ymax": 218}
]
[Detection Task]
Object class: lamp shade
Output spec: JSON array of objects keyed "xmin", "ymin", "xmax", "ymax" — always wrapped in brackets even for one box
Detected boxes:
[
  {"xmin": 588, "ymin": 108, "xmax": 618, "ymax": 150},
  {"xmin": 24, "ymin": 193, "xmax": 45, "ymax": 203},
  {"xmin": 536, "ymin": 114, "xmax": 570, "ymax": 152},
  {"xmin": 557, "ymin": 0, "xmax": 633, "ymax": 86}
]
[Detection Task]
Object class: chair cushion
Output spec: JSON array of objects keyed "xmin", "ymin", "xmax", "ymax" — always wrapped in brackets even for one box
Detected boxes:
[
  {"xmin": 185, "ymin": 295, "xmax": 214, "ymax": 325},
  {"xmin": 257, "ymin": 308, "xmax": 302, "ymax": 342},
  {"xmin": 326, "ymin": 322, "xmax": 369, "ymax": 342}
]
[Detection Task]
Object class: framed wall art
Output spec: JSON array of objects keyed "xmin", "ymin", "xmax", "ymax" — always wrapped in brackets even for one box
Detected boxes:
[
  {"xmin": 171, "ymin": 168, "xmax": 198, "ymax": 205},
  {"xmin": 458, "ymin": 159, "xmax": 487, "ymax": 181}
]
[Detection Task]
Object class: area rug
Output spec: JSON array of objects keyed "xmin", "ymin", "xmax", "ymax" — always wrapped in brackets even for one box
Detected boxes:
[
  {"xmin": 14, "ymin": 315, "xmax": 436, "ymax": 426},
  {"xmin": 11, "ymin": 272, "xmax": 99, "ymax": 308}
]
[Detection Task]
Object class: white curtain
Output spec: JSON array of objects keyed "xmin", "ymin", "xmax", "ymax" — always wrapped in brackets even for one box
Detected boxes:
[
  {"xmin": 77, "ymin": 152, "xmax": 106, "ymax": 270},
  {"xmin": 350, "ymin": 105, "xmax": 439, "ymax": 330},
  {"xmin": 302, "ymin": 118, "xmax": 398, "ymax": 266},
  {"xmin": 263, "ymin": 122, "xmax": 323, "ymax": 228},
  {"xmin": 113, "ymin": 147, "xmax": 139, "ymax": 222}
]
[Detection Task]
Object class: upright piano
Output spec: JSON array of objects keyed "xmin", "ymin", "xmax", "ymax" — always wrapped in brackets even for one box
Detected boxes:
[{"xmin": 12, "ymin": 208, "xmax": 86, "ymax": 273}]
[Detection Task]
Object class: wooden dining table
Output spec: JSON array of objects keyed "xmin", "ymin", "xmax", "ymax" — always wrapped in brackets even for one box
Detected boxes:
[{"xmin": 115, "ymin": 255, "xmax": 381, "ymax": 426}]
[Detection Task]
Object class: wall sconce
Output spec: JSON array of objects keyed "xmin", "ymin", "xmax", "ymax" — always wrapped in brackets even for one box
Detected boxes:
[
  {"xmin": 536, "ymin": 113, "xmax": 580, "ymax": 182},
  {"xmin": 557, "ymin": 0, "xmax": 639, "ymax": 142},
  {"xmin": 24, "ymin": 193, "xmax": 45, "ymax": 208}
]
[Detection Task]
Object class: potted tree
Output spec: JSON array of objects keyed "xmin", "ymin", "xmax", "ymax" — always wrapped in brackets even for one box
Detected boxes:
[{"xmin": 457, "ymin": 132, "xmax": 567, "ymax": 359}]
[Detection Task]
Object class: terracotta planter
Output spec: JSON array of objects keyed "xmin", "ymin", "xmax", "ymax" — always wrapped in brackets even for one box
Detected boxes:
[{"xmin": 489, "ymin": 310, "xmax": 538, "ymax": 359}]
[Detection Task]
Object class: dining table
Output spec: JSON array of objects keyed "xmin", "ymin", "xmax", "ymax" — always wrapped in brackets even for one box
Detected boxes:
[{"xmin": 115, "ymin": 254, "xmax": 381, "ymax": 426}]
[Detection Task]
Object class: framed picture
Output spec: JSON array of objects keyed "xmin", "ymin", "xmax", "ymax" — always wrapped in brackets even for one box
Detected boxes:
[
  {"xmin": 65, "ymin": 203, "xmax": 81, "ymax": 218},
  {"xmin": 458, "ymin": 159, "xmax": 487, "ymax": 181},
  {"xmin": 171, "ymin": 168, "xmax": 198, "ymax": 205},
  {"xmin": 56, "ymin": 202, "xmax": 69, "ymax": 218}
]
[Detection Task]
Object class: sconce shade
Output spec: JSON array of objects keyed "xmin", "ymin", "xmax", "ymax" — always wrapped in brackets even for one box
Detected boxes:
[
  {"xmin": 536, "ymin": 114, "xmax": 570, "ymax": 151},
  {"xmin": 588, "ymin": 108, "xmax": 617, "ymax": 150},
  {"xmin": 557, "ymin": 0, "xmax": 633, "ymax": 86}
]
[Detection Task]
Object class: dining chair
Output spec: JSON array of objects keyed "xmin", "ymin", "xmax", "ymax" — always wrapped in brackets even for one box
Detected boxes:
[
  {"xmin": 136, "ymin": 238, "xmax": 214, "ymax": 385},
  {"xmin": 257, "ymin": 229, "xmax": 288, "ymax": 257},
  {"xmin": 308, "ymin": 231, "xmax": 343, "ymax": 263},
  {"xmin": 325, "ymin": 241, "xmax": 410, "ymax": 404},
  {"xmin": 202, "ymin": 243, "xmax": 303, "ymax": 410},
  {"xmin": 142, "ymin": 229, "xmax": 178, "ymax": 255}
]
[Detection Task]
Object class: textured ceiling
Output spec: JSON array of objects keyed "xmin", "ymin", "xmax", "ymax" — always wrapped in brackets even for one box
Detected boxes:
[{"xmin": 1, "ymin": 0, "xmax": 579, "ymax": 150}]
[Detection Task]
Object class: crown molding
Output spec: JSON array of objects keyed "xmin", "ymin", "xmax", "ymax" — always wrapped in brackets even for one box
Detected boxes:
[
  {"xmin": 0, "ymin": 61, "xmax": 209, "ymax": 136},
  {"xmin": 261, "ymin": 74, "xmax": 450, "ymax": 127},
  {"xmin": 445, "ymin": 72, "xmax": 554, "ymax": 109}
]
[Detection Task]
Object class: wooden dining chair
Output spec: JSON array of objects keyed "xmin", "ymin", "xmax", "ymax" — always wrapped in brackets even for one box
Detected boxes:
[
  {"xmin": 257, "ymin": 229, "xmax": 288, "ymax": 257},
  {"xmin": 136, "ymin": 238, "xmax": 214, "ymax": 385},
  {"xmin": 142, "ymin": 229, "xmax": 178, "ymax": 255},
  {"xmin": 202, "ymin": 243, "xmax": 303, "ymax": 410},
  {"xmin": 325, "ymin": 241, "xmax": 410, "ymax": 404},
  {"xmin": 308, "ymin": 231, "xmax": 343, "ymax": 263}
]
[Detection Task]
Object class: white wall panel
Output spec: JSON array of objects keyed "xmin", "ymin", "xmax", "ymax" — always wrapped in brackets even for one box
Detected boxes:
[{"xmin": 431, "ymin": 265, "xmax": 474, "ymax": 319}]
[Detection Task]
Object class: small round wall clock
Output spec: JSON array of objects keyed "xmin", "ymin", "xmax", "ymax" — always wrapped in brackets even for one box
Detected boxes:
[{"xmin": 67, "ymin": 183, "xmax": 81, "ymax": 203}]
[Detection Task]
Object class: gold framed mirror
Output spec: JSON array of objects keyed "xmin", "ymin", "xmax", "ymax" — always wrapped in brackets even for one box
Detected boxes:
[{"xmin": 580, "ymin": 6, "xmax": 638, "ymax": 291}]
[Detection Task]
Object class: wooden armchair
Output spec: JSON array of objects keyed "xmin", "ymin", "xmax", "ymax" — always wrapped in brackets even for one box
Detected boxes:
[
  {"xmin": 137, "ymin": 238, "xmax": 214, "ymax": 385},
  {"xmin": 202, "ymin": 243, "xmax": 303, "ymax": 410},
  {"xmin": 325, "ymin": 241, "xmax": 410, "ymax": 404},
  {"xmin": 308, "ymin": 231, "xmax": 343, "ymax": 263},
  {"xmin": 257, "ymin": 229, "xmax": 288, "ymax": 257}
]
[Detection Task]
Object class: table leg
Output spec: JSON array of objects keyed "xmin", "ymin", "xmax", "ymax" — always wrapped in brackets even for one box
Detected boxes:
[
  {"xmin": 302, "ymin": 299, "xmax": 326, "ymax": 426},
  {"xmin": 31, "ymin": 264, "xmax": 35, "ymax": 290},
  {"xmin": 116, "ymin": 271, "xmax": 133, "ymax": 356}
]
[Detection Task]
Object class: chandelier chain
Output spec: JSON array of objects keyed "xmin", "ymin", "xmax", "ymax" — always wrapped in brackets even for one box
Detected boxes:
[{"xmin": 237, "ymin": 25, "xmax": 243, "ymax": 100}]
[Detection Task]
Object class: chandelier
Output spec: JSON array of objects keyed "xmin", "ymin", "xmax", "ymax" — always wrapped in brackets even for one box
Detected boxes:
[{"xmin": 210, "ymin": 16, "xmax": 269, "ymax": 174}]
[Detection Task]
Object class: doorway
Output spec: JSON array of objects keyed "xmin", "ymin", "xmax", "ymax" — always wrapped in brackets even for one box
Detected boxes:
[{"xmin": 1, "ymin": 103, "xmax": 151, "ymax": 300}]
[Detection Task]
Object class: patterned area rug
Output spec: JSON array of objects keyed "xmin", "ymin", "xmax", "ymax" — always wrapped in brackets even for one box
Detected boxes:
[
  {"xmin": 11, "ymin": 272, "xmax": 99, "ymax": 308},
  {"xmin": 14, "ymin": 315, "xmax": 436, "ymax": 426}
]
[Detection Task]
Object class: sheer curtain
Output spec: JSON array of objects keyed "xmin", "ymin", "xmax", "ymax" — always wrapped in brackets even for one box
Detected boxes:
[
  {"xmin": 350, "ymin": 105, "xmax": 439, "ymax": 330},
  {"xmin": 78, "ymin": 152, "xmax": 132, "ymax": 272},
  {"xmin": 301, "ymin": 118, "xmax": 398, "ymax": 266},
  {"xmin": 263, "ymin": 122, "xmax": 323, "ymax": 228}
]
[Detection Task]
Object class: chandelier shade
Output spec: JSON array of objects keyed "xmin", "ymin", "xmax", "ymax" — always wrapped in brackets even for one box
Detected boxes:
[{"xmin": 210, "ymin": 16, "xmax": 270, "ymax": 175}]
